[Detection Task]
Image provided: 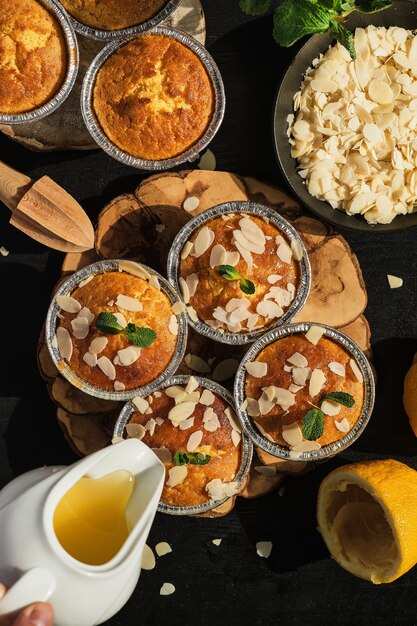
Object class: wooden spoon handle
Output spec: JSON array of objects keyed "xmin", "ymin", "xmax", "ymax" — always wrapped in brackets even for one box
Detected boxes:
[{"xmin": 0, "ymin": 161, "xmax": 33, "ymax": 212}]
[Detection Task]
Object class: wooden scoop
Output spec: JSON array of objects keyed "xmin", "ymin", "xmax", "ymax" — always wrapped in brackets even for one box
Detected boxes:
[{"xmin": 0, "ymin": 160, "xmax": 95, "ymax": 253}]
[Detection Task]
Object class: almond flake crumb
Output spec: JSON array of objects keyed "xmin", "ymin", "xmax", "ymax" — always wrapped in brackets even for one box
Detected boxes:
[
  {"xmin": 387, "ymin": 274, "xmax": 403, "ymax": 289},
  {"xmin": 114, "ymin": 381, "xmax": 125, "ymax": 391},
  {"xmin": 160, "ymin": 583, "xmax": 175, "ymax": 596},
  {"xmin": 183, "ymin": 196, "xmax": 200, "ymax": 213},
  {"xmin": 125, "ymin": 423, "xmax": 146, "ymax": 440},
  {"xmin": 155, "ymin": 542, "xmax": 172, "ymax": 557},
  {"xmin": 198, "ymin": 149, "xmax": 216, "ymax": 171},
  {"xmin": 111, "ymin": 435, "xmax": 124, "ymax": 444},
  {"xmin": 0, "ymin": 246, "xmax": 9, "ymax": 256},
  {"xmin": 132, "ymin": 396, "xmax": 149, "ymax": 413},
  {"xmin": 187, "ymin": 306, "xmax": 199, "ymax": 322},
  {"xmin": 141, "ymin": 544, "xmax": 155, "ymax": 570},
  {"xmin": 212, "ymin": 538, "xmax": 222, "ymax": 546},
  {"xmin": 256, "ymin": 541, "xmax": 273, "ymax": 559},
  {"xmin": 305, "ymin": 325, "xmax": 325, "ymax": 345},
  {"xmin": 172, "ymin": 301, "xmax": 186, "ymax": 315}
]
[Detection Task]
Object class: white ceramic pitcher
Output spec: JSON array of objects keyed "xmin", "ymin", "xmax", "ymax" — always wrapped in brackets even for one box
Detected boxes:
[{"xmin": 0, "ymin": 439, "xmax": 164, "ymax": 626}]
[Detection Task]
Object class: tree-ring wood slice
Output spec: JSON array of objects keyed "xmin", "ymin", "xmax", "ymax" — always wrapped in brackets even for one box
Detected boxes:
[{"xmin": 0, "ymin": 0, "xmax": 205, "ymax": 151}]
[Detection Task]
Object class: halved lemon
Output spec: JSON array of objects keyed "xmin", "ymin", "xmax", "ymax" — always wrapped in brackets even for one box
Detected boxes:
[
  {"xmin": 317, "ymin": 459, "xmax": 417, "ymax": 584},
  {"xmin": 403, "ymin": 357, "xmax": 417, "ymax": 436}
]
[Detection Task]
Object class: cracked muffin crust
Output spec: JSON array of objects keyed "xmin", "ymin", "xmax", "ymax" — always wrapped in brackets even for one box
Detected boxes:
[
  {"xmin": 0, "ymin": 0, "xmax": 66, "ymax": 114},
  {"xmin": 92, "ymin": 34, "xmax": 215, "ymax": 161},
  {"xmin": 60, "ymin": 0, "xmax": 168, "ymax": 31}
]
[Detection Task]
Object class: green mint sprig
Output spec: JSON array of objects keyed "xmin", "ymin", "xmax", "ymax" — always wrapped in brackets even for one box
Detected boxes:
[
  {"xmin": 95, "ymin": 312, "xmax": 156, "ymax": 348},
  {"xmin": 173, "ymin": 450, "xmax": 211, "ymax": 466},
  {"xmin": 323, "ymin": 391, "xmax": 355, "ymax": 407},
  {"xmin": 239, "ymin": 0, "xmax": 392, "ymax": 59},
  {"xmin": 301, "ymin": 391, "xmax": 355, "ymax": 441},
  {"xmin": 218, "ymin": 264, "xmax": 255, "ymax": 295}
]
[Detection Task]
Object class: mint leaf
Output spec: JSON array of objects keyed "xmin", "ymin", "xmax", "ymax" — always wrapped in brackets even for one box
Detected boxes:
[
  {"xmin": 125, "ymin": 324, "xmax": 157, "ymax": 348},
  {"xmin": 173, "ymin": 451, "xmax": 189, "ymax": 466},
  {"xmin": 95, "ymin": 312, "xmax": 123, "ymax": 335},
  {"xmin": 323, "ymin": 391, "xmax": 355, "ymax": 407},
  {"xmin": 219, "ymin": 265, "xmax": 241, "ymax": 281},
  {"xmin": 330, "ymin": 19, "xmax": 356, "ymax": 58},
  {"xmin": 356, "ymin": 0, "xmax": 392, "ymax": 13},
  {"xmin": 240, "ymin": 278, "xmax": 255, "ymax": 295},
  {"xmin": 239, "ymin": 0, "xmax": 271, "ymax": 15},
  {"xmin": 273, "ymin": 0, "xmax": 335, "ymax": 47},
  {"xmin": 302, "ymin": 408, "xmax": 325, "ymax": 441},
  {"xmin": 188, "ymin": 452, "xmax": 211, "ymax": 465}
]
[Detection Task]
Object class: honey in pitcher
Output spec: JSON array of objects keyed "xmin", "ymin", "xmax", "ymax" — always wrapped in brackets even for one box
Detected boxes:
[{"xmin": 53, "ymin": 470, "xmax": 135, "ymax": 566}]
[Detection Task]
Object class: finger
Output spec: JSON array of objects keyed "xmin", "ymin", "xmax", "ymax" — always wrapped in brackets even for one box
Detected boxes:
[{"xmin": 12, "ymin": 603, "xmax": 54, "ymax": 626}]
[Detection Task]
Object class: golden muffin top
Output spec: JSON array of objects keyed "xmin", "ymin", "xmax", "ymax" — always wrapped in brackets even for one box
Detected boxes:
[
  {"xmin": 244, "ymin": 326, "xmax": 365, "ymax": 454},
  {"xmin": 0, "ymin": 0, "xmax": 67, "ymax": 114},
  {"xmin": 92, "ymin": 34, "xmax": 215, "ymax": 161},
  {"xmin": 60, "ymin": 0, "xmax": 168, "ymax": 30},
  {"xmin": 179, "ymin": 213, "xmax": 301, "ymax": 335},
  {"xmin": 55, "ymin": 266, "xmax": 179, "ymax": 392},
  {"xmin": 126, "ymin": 379, "xmax": 242, "ymax": 508}
]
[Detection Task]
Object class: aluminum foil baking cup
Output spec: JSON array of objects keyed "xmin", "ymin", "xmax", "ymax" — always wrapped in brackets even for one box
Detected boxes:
[
  {"xmin": 234, "ymin": 322, "xmax": 375, "ymax": 461},
  {"xmin": 81, "ymin": 26, "xmax": 225, "ymax": 170},
  {"xmin": 114, "ymin": 375, "xmax": 254, "ymax": 516},
  {"xmin": 167, "ymin": 201, "xmax": 311, "ymax": 345},
  {"xmin": 65, "ymin": 0, "xmax": 179, "ymax": 40},
  {"xmin": 45, "ymin": 260, "xmax": 188, "ymax": 401},
  {"xmin": 0, "ymin": 0, "xmax": 78, "ymax": 125}
]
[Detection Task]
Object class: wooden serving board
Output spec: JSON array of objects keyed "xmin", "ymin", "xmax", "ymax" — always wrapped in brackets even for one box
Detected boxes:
[
  {"xmin": 38, "ymin": 170, "xmax": 370, "ymax": 516},
  {"xmin": 0, "ymin": 0, "xmax": 205, "ymax": 152}
]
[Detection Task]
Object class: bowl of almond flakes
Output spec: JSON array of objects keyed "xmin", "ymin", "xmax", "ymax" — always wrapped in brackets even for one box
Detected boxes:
[{"xmin": 274, "ymin": 0, "xmax": 417, "ymax": 231}]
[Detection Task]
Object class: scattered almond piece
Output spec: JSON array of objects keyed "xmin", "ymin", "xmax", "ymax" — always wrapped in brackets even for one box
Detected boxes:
[
  {"xmin": 160, "ymin": 583, "xmax": 175, "ymax": 596},
  {"xmin": 328, "ymin": 361, "xmax": 345, "ymax": 377},
  {"xmin": 172, "ymin": 301, "xmax": 186, "ymax": 315},
  {"xmin": 132, "ymin": 396, "xmax": 149, "ymax": 413},
  {"xmin": 200, "ymin": 389, "xmax": 215, "ymax": 406},
  {"xmin": 181, "ymin": 241, "xmax": 194, "ymax": 260},
  {"xmin": 155, "ymin": 542, "xmax": 172, "ymax": 557},
  {"xmin": 231, "ymin": 430, "xmax": 241, "ymax": 447},
  {"xmin": 282, "ymin": 423, "xmax": 303, "ymax": 447},
  {"xmin": 387, "ymin": 274, "xmax": 403, "ymax": 289},
  {"xmin": 125, "ymin": 423, "xmax": 146, "ymax": 440},
  {"xmin": 212, "ymin": 539, "xmax": 222, "ymax": 546},
  {"xmin": 119, "ymin": 261, "xmax": 151, "ymax": 280},
  {"xmin": 187, "ymin": 430, "xmax": 203, "ymax": 452},
  {"xmin": 198, "ymin": 149, "xmax": 216, "ymax": 170},
  {"xmin": 152, "ymin": 447, "xmax": 172, "ymax": 464},
  {"xmin": 148, "ymin": 275, "xmax": 160, "ymax": 290},
  {"xmin": 305, "ymin": 325, "xmax": 325, "ymax": 345},
  {"xmin": 141, "ymin": 545, "xmax": 156, "ymax": 570},
  {"xmin": 309, "ymin": 368, "xmax": 326, "ymax": 397},
  {"xmin": 287, "ymin": 352, "xmax": 308, "ymax": 368},
  {"xmin": 117, "ymin": 346, "xmax": 141, "ymax": 366},
  {"xmin": 0, "ymin": 246, "xmax": 9, "ymax": 256},
  {"xmin": 187, "ymin": 306, "xmax": 199, "ymax": 322},
  {"xmin": 113, "ymin": 312, "xmax": 127, "ymax": 328},
  {"xmin": 166, "ymin": 465, "xmax": 188, "ymax": 487},
  {"xmin": 290, "ymin": 239, "xmax": 304, "ymax": 261},
  {"xmin": 114, "ymin": 381, "xmax": 125, "ymax": 391},
  {"xmin": 83, "ymin": 351, "xmax": 97, "ymax": 367},
  {"xmin": 168, "ymin": 314, "xmax": 179, "ymax": 336},
  {"xmin": 256, "ymin": 541, "xmax": 273, "ymax": 559}
]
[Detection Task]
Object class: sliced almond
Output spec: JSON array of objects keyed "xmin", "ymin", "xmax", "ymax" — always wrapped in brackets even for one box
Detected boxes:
[
  {"xmin": 233, "ymin": 229, "xmax": 264, "ymax": 254},
  {"xmin": 119, "ymin": 261, "xmax": 151, "ymax": 280},
  {"xmin": 287, "ymin": 352, "xmax": 308, "ymax": 368},
  {"xmin": 349, "ymin": 358, "xmax": 363, "ymax": 382},
  {"xmin": 198, "ymin": 149, "xmax": 216, "ymax": 171},
  {"xmin": 212, "ymin": 538, "xmax": 222, "ymax": 546},
  {"xmin": 267, "ymin": 274, "xmax": 282, "ymax": 284},
  {"xmin": 181, "ymin": 241, "xmax": 194, "ymax": 260},
  {"xmin": 256, "ymin": 541, "xmax": 273, "ymax": 559},
  {"xmin": 56, "ymin": 327, "xmax": 73, "ymax": 361},
  {"xmin": 184, "ymin": 353, "xmax": 211, "ymax": 373},
  {"xmin": 179, "ymin": 417, "xmax": 195, "ymax": 430},
  {"xmin": 168, "ymin": 401, "xmax": 196, "ymax": 426},
  {"xmin": 288, "ymin": 384, "xmax": 303, "ymax": 393},
  {"xmin": 231, "ymin": 430, "xmax": 241, "ymax": 447},
  {"xmin": 187, "ymin": 306, "xmax": 198, "ymax": 322},
  {"xmin": 212, "ymin": 358, "xmax": 239, "ymax": 381},
  {"xmin": 168, "ymin": 314, "xmax": 179, "ymax": 336},
  {"xmin": 305, "ymin": 325, "xmax": 325, "ymax": 345},
  {"xmin": 132, "ymin": 396, "xmax": 149, "ymax": 413},
  {"xmin": 165, "ymin": 385, "xmax": 186, "ymax": 399},
  {"xmin": 155, "ymin": 542, "xmax": 172, "ymax": 557},
  {"xmin": 204, "ymin": 413, "xmax": 221, "ymax": 432},
  {"xmin": 256, "ymin": 300, "xmax": 283, "ymax": 319},
  {"xmin": 290, "ymin": 239, "xmax": 304, "ymax": 261},
  {"xmin": 224, "ymin": 407, "xmax": 241, "ymax": 433},
  {"xmin": 115, "ymin": 294, "xmax": 143, "ymax": 312},
  {"xmin": 225, "ymin": 298, "xmax": 250, "ymax": 313},
  {"xmin": 160, "ymin": 583, "xmax": 175, "ymax": 596},
  {"xmin": 290, "ymin": 441, "xmax": 321, "ymax": 454},
  {"xmin": 117, "ymin": 346, "xmax": 141, "ymax": 366},
  {"xmin": 97, "ymin": 356, "xmax": 116, "ymax": 380},
  {"xmin": 258, "ymin": 394, "xmax": 275, "ymax": 415},
  {"xmin": 178, "ymin": 277, "xmax": 190, "ymax": 304},
  {"xmin": 187, "ymin": 430, "xmax": 203, "ymax": 452},
  {"xmin": 191, "ymin": 227, "xmax": 215, "ymax": 258},
  {"xmin": 166, "ymin": 465, "xmax": 188, "ymax": 487},
  {"xmin": 83, "ymin": 351, "xmax": 97, "ymax": 367},
  {"xmin": 185, "ymin": 376, "xmax": 199, "ymax": 394},
  {"xmin": 183, "ymin": 196, "xmax": 200, "ymax": 212},
  {"xmin": 149, "ymin": 275, "xmax": 160, "ymax": 290},
  {"xmin": 247, "ymin": 398, "xmax": 261, "ymax": 417},
  {"xmin": 200, "ymin": 389, "xmax": 215, "ymax": 406},
  {"xmin": 292, "ymin": 367, "xmax": 311, "ymax": 386},
  {"xmin": 335, "ymin": 417, "xmax": 350, "ymax": 433},
  {"xmin": 114, "ymin": 381, "xmax": 125, "ymax": 391},
  {"xmin": 224, "ymin": 250, "xmax": 240, "ymax": 266},
  {"xmin": 126, "ymin": 423, "xmax": 146, "ymax": 440},
  {"xmin": 387, "ymin": 274, "xmax": 403, "ymax": 288},
  {"xmin": 77, "ymin": 306, "xmax": 94, "ymax": 325},
  {"xmin": 282, "ymin": 422, "xmax": 303, "ymax": 447},
  {"xmin": 70, "ymin": 316, "xmax": 89, "ymax": 340},
  {"xmin": 210, "ymin": 244, "xmax": 227, "ymax": 268},
  {"xmin": 277, "ymin": 242, "xmax": 292, "ymax": 264},
  {"xmin": 186, "ymin": 273, "xmax": 199, "ymax": 297},
  {"xmin": 328, "ymin": 361, "xmax": 346, "ymax": 377},
  {"xmin": 172, "ymin": 301, "xmax": 186, "ymax": 315},
  {"xmin": 253, "ymin": 420, "xmax": 275, "ymax": 442},
  {"xmin": 203, "ymin": 407, "xmax": 214, "ymax": 423},
  {"xmin": 113, "ymin": 312, "xmax": 127, "ymax": 328},
  {"xmin": 56, "ymin": 295, "xmax": 81, "ymax": 313},
  {"xmin": 141, "ymin": 545, "xmax": 156, "ymax": 571},
  {"xmin": 274, "ymin": 388, "xmax": 296, "ymax": 409},
  {"xmin": 321, "ymin": 399, "xmax": 341, "ymax": 416},
  {"xmin": 78, "ymin": 275, "xmax": 94, "ymax": 288},
  {"xmin": 234, "ymin": 240, "xmax": 253, "ymax": 271},
  {"xmin": 309, "ymin": 368, "xmax": 326, "ymax": 397},
  {"xmin": 245, "ymin": 361, "xmax": 268, "ymax": 378}
]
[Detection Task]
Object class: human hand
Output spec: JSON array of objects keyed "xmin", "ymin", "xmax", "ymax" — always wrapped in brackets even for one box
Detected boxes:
[{"xmin": 0, "ymin": 584, "xmax": 54, "ymax": 626}]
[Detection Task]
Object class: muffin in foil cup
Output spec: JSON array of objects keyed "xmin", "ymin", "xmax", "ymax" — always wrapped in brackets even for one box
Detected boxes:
[
  {"xmin": 167, "ymin": 201, "xmax": 311, "ymax": 345},
  {"xmin": 81, "ymin": 26, "xmax": 225, "ymax": 170},
  {"xmin": 114, "ymin": 375, "xmax": 254, "ymax": 516},
  {"xmin": 234, "ymin": 322, "xmax": 375, "ymax": 462},
  {"xmin": 0, "ymin": 0, "xmax": 78, "ymax": 125},
  {"xmin": 45, "ymin": 260, "xmax": 188, "ymax": 401},
  {"xmin": 64, "ymin": 0, "xmax": 179, "ymax": 41}
]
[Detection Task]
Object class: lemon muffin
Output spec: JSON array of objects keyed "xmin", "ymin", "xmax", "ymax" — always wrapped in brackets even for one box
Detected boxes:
[
  {"xmin": 179, "ymin": 213, "xmax": 301, "ymax": 334},
  {"xmin": 125, "ymin": 378, "xmax": 243, "ymax": 508},
  {"xmin": 0, "ymin": 0, "xmax": 67, "ymax": 114},
  {"xmin": 54, "ymin": 267, "xmax": 180, "ymax": 392},
  {"xmin": 60, "ymin": 0, "xmax": 168, "ymax": 30},
  {"xmin": 92, "ymin": 34, "xmax": 215, "ymax": 161},
  {"xmin": 244, "ymin": 326, "xmax": 365, "ymax": 454}
]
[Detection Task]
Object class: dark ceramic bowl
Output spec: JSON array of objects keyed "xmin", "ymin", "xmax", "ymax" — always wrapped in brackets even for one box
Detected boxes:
[{"xmin": 274, "ymin": 0, "xmax": 417, "ymax": 232}]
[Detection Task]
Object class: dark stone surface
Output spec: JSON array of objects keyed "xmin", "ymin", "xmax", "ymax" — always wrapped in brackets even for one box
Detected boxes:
[{"xmin": 0, "ymin": 2, "xmax": 417, "ymax": 624}]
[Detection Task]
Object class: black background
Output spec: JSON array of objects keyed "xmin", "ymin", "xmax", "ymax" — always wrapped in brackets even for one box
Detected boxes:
[{"xmin": 1, "ymin": 1, "xmax": 417, "ymax": 624}]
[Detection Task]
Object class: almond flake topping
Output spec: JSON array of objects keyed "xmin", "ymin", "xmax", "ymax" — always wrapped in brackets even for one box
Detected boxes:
[
  {"xmin": 187, "ymin": 306, "xmax": 198, "ymax": 322},
  {"xmin": 187, "ymin": 430, "xmax": 203, "ymax": 452},
  {"xmin": 210, "ymin": 244, "xmax": 227, "ymax": 268},
  {"xmin": 78, "ymin": 307, "xmax": 94, "ymax": 324},
  {"xmin": 205, "ymin": 478, "xmax": 239, "ymax": 501},
  {"xmin": 287, "ymin": 352, "xmax": 308, "ymax": 368},
  {"xmin": 114, "ymin": 381, "xmax": 125, "ymax": 391},
  {"xmin": 321, "ymin": 399, "xmax": 341, "ymax": 416},
  {"xmin": 186, "ymin": 273, "xmax": 199, "ymax": 297},
  {"xmin": 70, "ymin": 316, "xmax": 89, "ymax": 340},
  {"xmin": 290, "ymin": 239, "xmax": 304, "ymax": 261},
  {"xmin": 148, "ymin": 275, "xmax": 160, "ymax": 290},
  {"xmin": 145, "ymin": 418, "xmax": 157, "ymax": 436},
  {"xmin": 165, "ymin": 385, "xmax": 186, "ymax": 399},
  {"xmin": 349, "ymin": 358, "xmax": 363, "ymax": 383},
  {"xmin": 309, "ymin": 368, "xmax": 326, "ymax": 397},
  {"xmin": 292, "ymin": 367, "xmax": 311, "ymax": 386},
  {"xmin": 335, "ymin": 417, "xmax": 350, "ymax": 433},
  {"xmin": 179, "ymin": 417, "xmax": 195, "ymax": 430},
  {"xmin": 254, "ymin": 421, "xmax": 275, "ymax": 442},
  {"xmin": 245, "ymin": 361, "xmax": 268, "ymax": 378},
  {"xmin": 117, "ymin": 346, "xmax": 141, "ymax": 366},
  {"xmin": 290, "ymin": 441, "xmax": 322, "ymax": 455},
  {"xmin": 212, "ymin": 358, "xmax": 239, "ymax": 382},
  {"xmin": 200, "ymin": 389, "xmax": 215, "ymax": 406},
  {"xmin": 56, "ymin": 295, "xmax": 81, "ymax": 313},
  {"xmin": 132, "ymin": 396, "xmax": 149, "ymax": 413},
  {"xmin": 224, "ymin": 407, "xmax": 241, "ymax": 433},
  {"xmin": 115, "ymin": 294, "xmax": 143, "ymax": 312},
  {"xmin": 224, "ymin": 250, "xmax": 240, "ymax": 266},
  {"xmin": 267, "ymin": 274, "xmax": 282, "ymax": 284},
  {"xmin": 289, "ymin": 384, "xmax": 303, "ymax": 393},
  {"xmin": 212, "ymin": 539, "xmax": 222, "ymax": 546},
  {"xmin": 277, "ymin": 242, "xmax": 292, "ymax": 264},
  {"xmin": 225, "ymin": 298, "xmax": 250, "ymax": 312},
  {"xmin": 126, "ymin": 423, "xmax": 146, "ymax": 440},
  {"xmin": 305, "ymin": 325, "xmax": 325, "ymax": 345},
  {"xmin": 83, "ymin": 351, "xmax": 97, "ymax": 367},
  {"xmin": 247, "ymin": 398, "xmax": 261, "ymax": 417},
  {"xmin": 191, "ymin": 227, "xmax": 215, "ymax": 258},
  {"xmin": 97, "ymin": 356, "xmax": 116, "ymax": 380},
  {"xmin": 56, "ymin": 327, "xmax": 73, "ymax": 361},
  {"xmin": 185, "ymin": 376, "xmax": 199, "ymax": 394},
  {"xmin": 183, "ymin": 196, "xmax": 200, "ymax": 213},
  {"xmin": 168, "ymin": 315, "xmax": 178, "ymax": 336},
  {"xmin": 168, "ymin": 401, "xmax": 196, "ymax": 426},
  {"xmin": 231, "ymin": 430, "xmax": 241, "ymax": 447},
  {"xmin": 239, "ymin": 216, "xmax": 266, "ymax": 246},
  {"xmin": 184, "ymin": 353, "xmax": 211, "ymax": 373},
  {"xmin": 78, "ymin": 275, "xmax": 94, "ymax": 288},
  {"xmin": 181, "ymin": 241, "xmax": 194, "ymax": 260},
  {"xmin": 166, "ymin": 465, "xmax": 188, "ymax": 487},
  {"xmin": 258, "ymin": 394, "xmax": 275, "ymax": 415},
  {"xmin": 155, "ymin": 542, "xmax": 172, "ymax": 557},
  {"xmin": 233, "ymin": 228, "xmax": 264, "ymax": 254},
  {"xmin": 119, "ymin": 261, "xmax": 151, "ymax": 280},
  {"xmin": 171, "ymin": 301, "xmax": 186, "ymax": 315},
  {"xmin": 178, "ymin": 277, "xmax": 190, "ymax": 303},
  {"xmin": 328, "ymin": 361, "xmax": 346, "ymax": 377},
  {"xmin": 152, "ymin": 447, "xmax": 172, "ymax": 464},
  {"xmin": 256, "ymin": 300, "xmax": 283, "ymax": 319},
  {"xmin": 274, "ymin": 388, "xmax": 296, "ymax": 409},
  {"xmin": 113, "ymin": 312, "xmax": 127, "ymax": 328}
]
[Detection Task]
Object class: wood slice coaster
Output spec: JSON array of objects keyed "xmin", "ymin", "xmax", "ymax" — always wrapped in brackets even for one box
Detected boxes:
[
  {"xmin": 0, "ymin": 0, "xmax": 205, "ymax": 152},
  {"xmin": 39, "ymin": 170, "xmax": 371, "ymax": 515}
]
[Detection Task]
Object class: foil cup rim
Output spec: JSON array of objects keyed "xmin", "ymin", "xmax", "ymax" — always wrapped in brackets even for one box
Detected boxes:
[
  {"xmin": 0, "ymin": 0, "xmax": 79, "ymax": 125},
  {"xmin": 45, "ymin": 259, "xmax": 188, "ymax": 401},
  {"xmin": 80, "ymin": 25, "xmax": 225, "ymax": 170},
  {"xmin": 66, "ymin": 0, "xmax": 179, "ymax": 40},
  {"xmin": 166, "ymin": 201, "xmax": 312, "ymax": 345},
  {"xmin": 233, "ymin": 321, "xmax": 375, "ymax": 461},
  {"xmin": 113, "ymin": 374, "xmax": 254, "ymax": 516}
]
